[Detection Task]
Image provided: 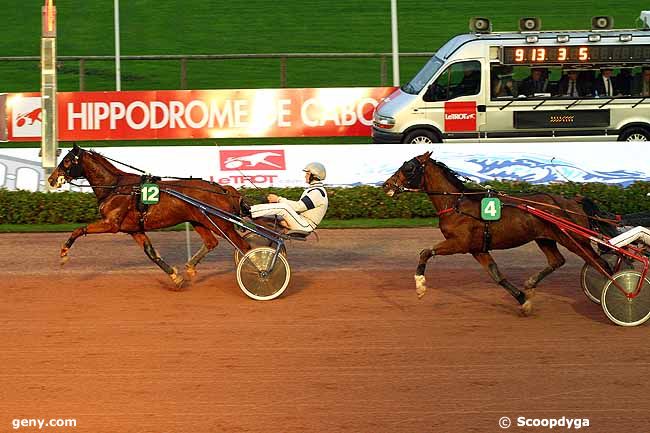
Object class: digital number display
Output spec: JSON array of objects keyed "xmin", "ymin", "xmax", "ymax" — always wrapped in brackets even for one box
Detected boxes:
[{"xmin": 502, "ymin": 45, "xmax": 650, "ymax": 64}]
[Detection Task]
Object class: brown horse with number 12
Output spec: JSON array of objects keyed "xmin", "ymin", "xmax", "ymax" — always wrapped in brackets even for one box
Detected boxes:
[
  {"xmin": 48, "ymin": 145, "xmax": 250, "ymax": 288},
  {"xmin": 383, "ymin": 151, "xmax": 612, "ymax": 315}
]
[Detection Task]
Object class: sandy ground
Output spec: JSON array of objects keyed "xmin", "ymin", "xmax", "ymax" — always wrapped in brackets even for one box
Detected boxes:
[{"xmin": 1, "ymin": 228, "xmax": 649, "ymax": 433}]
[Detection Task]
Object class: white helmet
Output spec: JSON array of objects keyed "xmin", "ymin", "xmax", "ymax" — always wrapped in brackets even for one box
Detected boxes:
[{"xmin": 303, "ymin": 162, "xmax": 326, "ymax": 180}]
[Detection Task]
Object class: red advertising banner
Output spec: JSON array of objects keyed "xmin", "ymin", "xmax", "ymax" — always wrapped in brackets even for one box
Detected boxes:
[
  {"xmin": 443, "ymin": 101, "xmax": 477, "ymax": 132},
  {"xmin": 5, "ymin": 87, "xmax": 396, "ymax": 142}
]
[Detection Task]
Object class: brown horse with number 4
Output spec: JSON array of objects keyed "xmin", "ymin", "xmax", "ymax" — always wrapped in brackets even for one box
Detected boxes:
[
  {"xmin": 383, "ymin": 151, "xmax": 612, "ymax": 314},
  {"xmin": 48, "ymin": 145, "xmax": 250, "ymax": 288}
]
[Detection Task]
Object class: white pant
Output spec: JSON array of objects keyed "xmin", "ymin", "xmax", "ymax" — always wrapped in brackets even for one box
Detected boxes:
[
  {"xmin": 250, "ymin": 202, "xmax": 314, "ymax": 232},
  {"xmin": 609, "ymin": 226, "xmax": 650, "ymax": 247}
]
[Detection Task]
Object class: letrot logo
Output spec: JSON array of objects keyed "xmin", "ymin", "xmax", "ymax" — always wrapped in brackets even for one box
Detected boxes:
[
  {"xmin": 220, "ymin": 150, "xmax": 286, "ymax": 171},
  {"xmin": 444, "ymin": 113, "xmax": 476, "ymax": 120},
  {"xmin": 12, "ymin": 97, "xmax": 43, "ymax": 138}
]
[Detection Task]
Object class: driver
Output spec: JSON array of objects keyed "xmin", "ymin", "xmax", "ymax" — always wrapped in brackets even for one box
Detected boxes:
[
  {"xmin": 249, "ymin": 162, "xmax": 328, "ymax": 232},
  {"xmin": 609, "ymin": 226, "xmax": 650, "ymax": 249}
]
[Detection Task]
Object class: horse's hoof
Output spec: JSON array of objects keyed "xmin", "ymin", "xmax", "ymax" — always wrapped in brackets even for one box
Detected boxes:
[
  {"xmin": 60, "ymin": 255, "xmax": 69, "ymax": 266},
  {"xmin": 170, "ymin": 268, "xmax": 185, "ymax": 289},
  {"xmin": 414, "ymin": 275, "xmax": 427, "ymax": 299},
  {"xmin": 185, "ymin": 265, "xmax": 197, "ymax": 279},
  {"xmin": 520, "ymin": 300, "xmax": 533, "ymax": 316}
]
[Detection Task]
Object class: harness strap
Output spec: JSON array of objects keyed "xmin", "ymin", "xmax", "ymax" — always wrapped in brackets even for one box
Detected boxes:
[
  {"xmin": 483, "ymin": 222, "xmax": 492, "ymax": 252},
  {"xmin": 437, "ymin": 207, "xmax": 455, "ymax": 217}
]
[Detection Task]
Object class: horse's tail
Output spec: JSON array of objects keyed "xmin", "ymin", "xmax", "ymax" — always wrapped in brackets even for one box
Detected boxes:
[
  {"xmin": 219, "ymin": 185, "xmax": 248, "ymax": 216},
  {"xmin": 621, "ymin": 211, "xmax": 650, "ymax": 227},
  {"xmin": 579, "ymin": 196, "xmax": 619, "ymax": 237}
]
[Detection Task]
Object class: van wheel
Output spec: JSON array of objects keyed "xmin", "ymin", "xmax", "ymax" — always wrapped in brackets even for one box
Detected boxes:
[
  {"xmin": 404, "ymin": 129, "xmax": 440, "ymax": 144},
  {"xmin": 618, "ymin": 127, "xmax": 650, "ymax": 142}
]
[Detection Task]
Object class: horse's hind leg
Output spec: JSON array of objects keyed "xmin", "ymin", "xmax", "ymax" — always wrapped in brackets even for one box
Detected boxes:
[
  {"xmin": 131, "ymin": 232, "xmax": 184, "ymax": 289},
  {"xmin": 472, "ymin": 252, "xmax": 533, "ymax": 315},
  {"xmin": 185, "ymin": 224, "xmax": 219, "ymax": 279},
  {"xmin": 524, "ymin": 239, "xmax": 566, "ymax": 292}
]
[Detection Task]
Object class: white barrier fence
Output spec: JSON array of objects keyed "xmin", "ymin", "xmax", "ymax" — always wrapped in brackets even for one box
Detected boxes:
[{"xmin": 0, "ymin": 142, "xmax": 649, "ymax": 192}]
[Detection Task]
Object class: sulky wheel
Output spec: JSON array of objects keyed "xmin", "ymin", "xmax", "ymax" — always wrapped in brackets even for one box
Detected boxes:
[
  {"xmin": 580, "ymin": 253, "xmax": 632, "ymax": 304},
  {"xmin": 234, "ymin": 231, "xmax": 286, "ymax": 266},
  {"xmin": 236, "ymin": 247, "xmax": 291, "ymax": 301},
  {"xmin": 601, "ymin": 270, "xmax": 650, "ymax": 327}
]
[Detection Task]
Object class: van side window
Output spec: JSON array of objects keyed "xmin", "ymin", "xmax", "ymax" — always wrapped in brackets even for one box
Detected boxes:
[{"xmin": 423, "ymin": 60, "xmax": 481, "ymax": 102}]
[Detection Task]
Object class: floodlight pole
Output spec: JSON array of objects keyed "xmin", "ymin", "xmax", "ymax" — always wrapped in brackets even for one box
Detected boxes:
[
  {"xmin": 114, "ymin": 0, "xmax": 122, "ymax": 90},
  {"xmin": 41, "ymin": 0, "xmax": 58, "ymax": 189},
  {"xmin": 390, "ymin": 0, "xmax": 400, "ymax": 86}
]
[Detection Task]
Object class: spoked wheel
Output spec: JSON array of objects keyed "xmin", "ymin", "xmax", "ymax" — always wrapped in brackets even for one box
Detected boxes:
[
  {"xmin": 601, "ymin": 270, "xmax": 650, "ymax": 327},
  {"xmin": 234, "ymin": 231, "xmax": 286, "ymax": 265},
  {"xmin": 236, "ymin": 247, "xmax": 291, "ymax": 301},
  {"xmin": 580, "ymin": 253, "xmax": 633, "ymax": 304}
]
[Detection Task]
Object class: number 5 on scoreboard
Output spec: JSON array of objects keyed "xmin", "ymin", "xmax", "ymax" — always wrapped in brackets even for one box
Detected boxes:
[
  {"xmin": 481, "ymin": 198, "xmax": 501, "ymax": 221},
  {"xmin": 141, "ymin": 184, "xmax": 160, "ymax": 204}
]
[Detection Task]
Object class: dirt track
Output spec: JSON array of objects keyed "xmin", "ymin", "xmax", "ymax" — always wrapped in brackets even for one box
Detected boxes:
[{"xmin": 2, "ymin": 229, "xmax": 650, "ymax": 433}]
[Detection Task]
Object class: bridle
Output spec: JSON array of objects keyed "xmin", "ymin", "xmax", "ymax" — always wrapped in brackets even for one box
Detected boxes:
[
  {"xmin": 386, "ymin": 157, "xmax": 427, "ymax": 193},
  {"xmin": 61, "ymin": 147, "xmax": 85, "ymax": 180}
]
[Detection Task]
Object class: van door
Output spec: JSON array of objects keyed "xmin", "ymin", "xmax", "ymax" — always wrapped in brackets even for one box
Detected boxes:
[{"xmin": 421, "ymin": 60, "xmax": 486, "ymax": 141}]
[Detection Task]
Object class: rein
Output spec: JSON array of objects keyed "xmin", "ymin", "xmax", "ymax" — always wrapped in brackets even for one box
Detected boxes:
[
  {"xmin": 88, "ymin": 150, "xmax": 146, "ymax": 174},
  {"xmin": 495, "ymin": 193, "xmax": 619, "ymax": 225},
  {"xmin": 66, "ymin": 149, "xmax": 233, "ymax": 196},
  {"xmin": 87, "ymin": 150, "xmax": 212, "ymax": 181}
]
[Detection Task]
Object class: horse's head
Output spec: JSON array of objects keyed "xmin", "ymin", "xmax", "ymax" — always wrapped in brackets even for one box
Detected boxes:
[
  {"xmin": 383, "ymin": 151, "xmax": 432, "ymax": 197},
  {"xmin": 48, "ymin": 144, "xmax": 86, "ymax": 188}
]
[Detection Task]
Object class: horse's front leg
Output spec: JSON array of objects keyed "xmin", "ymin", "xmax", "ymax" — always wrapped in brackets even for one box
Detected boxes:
[
  {"xmin": 414, "ymin": 238, "xmax": 466, "ymax": 299},
  {"xmin": 131, "ymin": 232, "xmax": 184, "ymax": 289},
  {"xmin": 472, "ymin": 252, "xmax": 532, "ymax": 315},
  {"xmin": 60, "ymin": 220, "xmax": 120, "ymax": 265}
]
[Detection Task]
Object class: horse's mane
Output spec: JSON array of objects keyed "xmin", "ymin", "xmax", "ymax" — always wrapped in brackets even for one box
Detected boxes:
[
  {"xmin": 429, "ymin": 158, "xmax": 480, "ymax": 193},
  {"xmin": 85, "ymin": 150, "xmax": 131, "ymax": 176}
]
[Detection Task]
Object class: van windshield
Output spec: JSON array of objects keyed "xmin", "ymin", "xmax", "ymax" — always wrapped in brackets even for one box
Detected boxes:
[{"xmin": 402, "ymin": 56, "xmax": 444, "ymax": 95}]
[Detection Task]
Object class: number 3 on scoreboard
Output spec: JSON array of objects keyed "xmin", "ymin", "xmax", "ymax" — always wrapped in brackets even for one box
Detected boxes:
[{"xmin": 141, "ymin": 184, "xmax": 160, "ymax": 204}]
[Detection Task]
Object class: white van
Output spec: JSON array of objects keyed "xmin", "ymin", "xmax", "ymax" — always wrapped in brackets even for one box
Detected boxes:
[{"xmin": 372, "ymin": 18, "xmax": 650, "ymax": 143}]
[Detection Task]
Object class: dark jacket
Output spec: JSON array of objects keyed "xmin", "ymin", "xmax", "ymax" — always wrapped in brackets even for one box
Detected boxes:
[
  {"xmin": 631, "ymin": 75, "xmax": 650, "ymax": 96},
  {"xmin": 592, "ymin": 76, "xmax": 619, "ymax": 97},
  {"xmin": 455, "ymin": 71, "xmax": 481, "ymax": 97},
  {"xmin": 556, "ymin": 76, "xmax": 589, "ymax": 97},
  {"xmin": 519, "ymin": 77, "xmax": 548, "ymax": 96}
]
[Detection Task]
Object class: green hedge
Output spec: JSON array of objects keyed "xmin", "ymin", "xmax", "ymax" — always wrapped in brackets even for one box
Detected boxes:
[
  {"xmin": 0, "ymin": 182, "xmax": 648, "ymax": 224},
  {"xmin": 0, "ymin": 190, "xmax": 100, "ymax": 224}
]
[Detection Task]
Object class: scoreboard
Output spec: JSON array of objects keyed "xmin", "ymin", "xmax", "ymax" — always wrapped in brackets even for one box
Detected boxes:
[{"xmin": 502, "ymin": 45, "xmax": 650, "ymax": 64}]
